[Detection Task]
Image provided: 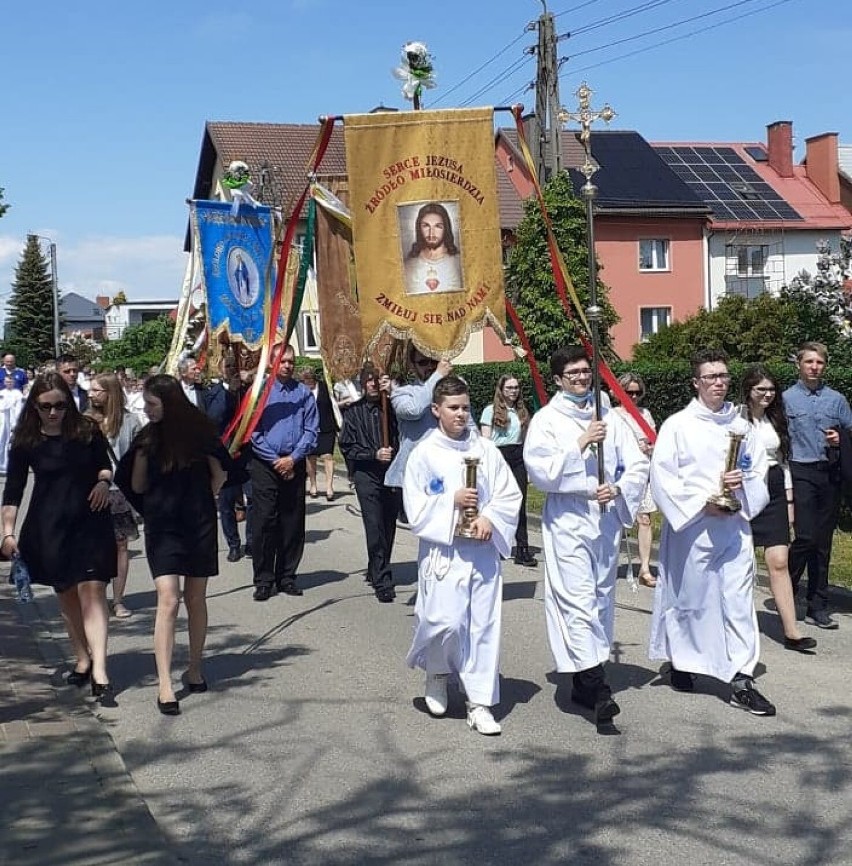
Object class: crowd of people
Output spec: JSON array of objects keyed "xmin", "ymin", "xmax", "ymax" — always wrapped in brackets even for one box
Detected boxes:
[{"xmin": 2, "ymin": 339, "xmax": 849, "ymax": 734}]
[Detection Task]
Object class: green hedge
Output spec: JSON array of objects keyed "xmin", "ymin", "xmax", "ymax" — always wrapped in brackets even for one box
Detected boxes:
[{"xmin": 456, "ymin": 360, "xmax": 852, "ymax": 426}]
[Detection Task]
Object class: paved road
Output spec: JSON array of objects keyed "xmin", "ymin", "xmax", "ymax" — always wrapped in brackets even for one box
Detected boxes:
[{"xmin": 4, "ymin": 484, "xmax": 852, "ymax": 865}]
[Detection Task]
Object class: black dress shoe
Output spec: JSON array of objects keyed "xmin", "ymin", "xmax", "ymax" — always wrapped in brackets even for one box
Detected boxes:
[
  {"xmin": 784, "ymin": 636, "xmax": 817, "ymax": 652},
  {"xmin": 92, "ymin": 682, "xmax": 117, "ymax": 707},
  {"xmin": 513, "ymin": 547, "xmax": 538, "ymax": 567},
  {"xmin": 66, "ymin": 666, "xmax": 92, "ymax": 687},
  {"xmin": 594, "ymin": 696, "xmax": 621, "ymax": 724},
  {"xmin": 375, "ymin": 587, "xmax": 396, "ymax": 603},
  {"xmin": 253, "ymin": 585, "xmax": 273, "ymax": 602},
  {"xmin": 184, "ymin": 677, "xmax": 208, "ymax": 693},
  {"xmin": 157, "ymin": 698, "xmax": 181, "ymax": 716},
  {"xmin": 227, "ymin": 546, "xmax": 242, "ymax": 563},
  {"xmin": 278, "ymin": 582, "xmax": 303, "ymax": 597},
  {"xmin": 670, "ymin": 668, "xmax": 695, "ymax": 692}
]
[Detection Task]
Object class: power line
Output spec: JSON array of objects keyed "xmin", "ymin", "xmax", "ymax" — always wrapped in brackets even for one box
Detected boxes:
[
  {"xmin": 459, "ymin": 54, "xmax": 535, "ymax": 108},
  {"xmin": 567, "ymin": 0, "xmax": 799, "ymax": 75},
  {"xmin": 570, "ymin": 0, "xmax": 682, "ymax": 37},
  {"xmin": 567, "ymin": 0, "xmax": 766, "ymax": 60},
  {"xmin": 428, "ymin": 28, "xmax": 531, "ymax": 108},
  {"xmin": 553, "ymin": 0, "xmax": 607, "ymax": 18}
]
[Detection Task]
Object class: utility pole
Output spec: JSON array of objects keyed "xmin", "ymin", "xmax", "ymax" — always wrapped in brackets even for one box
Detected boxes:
[{"xmin": 531, "ymin": 2, "xmax": 566, "ymax": 184}]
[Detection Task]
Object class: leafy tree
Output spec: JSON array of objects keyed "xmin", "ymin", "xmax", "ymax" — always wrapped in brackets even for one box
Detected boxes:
[
  {"xmin": 633, "ymin": 293, "xmax": 789, "ymax": 364},
  {"xmin": 0, "ymin": 186, "xmax": 9, "ymax": 219},
  {"xmin": 111, "ymin": 290, "xmax": 127, "ymax": 305},
  {"xmin": 505, "ymin": 171, "xmax": 618, "ymax": 371},
  {"xmin": 6, "ymin": 235, "xmax": 56, "ymax": 364},
  {"xmin": 99, "ymin": 315, "xmax": 175, "ymax": 374}
]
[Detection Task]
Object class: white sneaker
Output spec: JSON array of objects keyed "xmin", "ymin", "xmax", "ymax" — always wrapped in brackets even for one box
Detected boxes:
[
  {"xmin": 466, "ymin": 705, "xmax": 502, "ymax": 736},
  {"xmin": 424, "ymin": 673, "xmax": 449, "ymax": 716}
]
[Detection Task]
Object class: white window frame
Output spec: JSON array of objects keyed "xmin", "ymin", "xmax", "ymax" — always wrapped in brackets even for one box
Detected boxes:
[
  {"xmin": 726, "ymin": 244, "xmax": 768, "ymax": 277},
  {"xmin": 639, "ymin": 306, "xmax": 672, "ymax": 342},
  {"xmin": 300, "ymin": 311, "xmax": 320, "ymax": 353},
  {"xmin": 638, "ymin": 238, "xmax": 670, "ymax": 272}
]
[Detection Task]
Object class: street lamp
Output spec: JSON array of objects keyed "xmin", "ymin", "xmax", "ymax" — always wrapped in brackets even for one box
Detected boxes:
[{"xmin": 28, "ymin": 234, "xmax": 61, "ymax": 357}]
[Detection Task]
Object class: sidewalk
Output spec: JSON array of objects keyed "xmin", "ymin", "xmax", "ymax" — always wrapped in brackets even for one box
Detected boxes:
[{"xmin": 0, "ymin": 586, "xmax": 177, "ymax": 866}]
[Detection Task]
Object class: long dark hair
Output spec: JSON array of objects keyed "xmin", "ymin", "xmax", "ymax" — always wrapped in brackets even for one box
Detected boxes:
[
  {"xmin": 491, "ymin": 375, "xmax": 530, "ymax": 431},
  {"xmin": 13, "ymin": 372, "xmax": 96, "ymax": 450},
  {"xmin": 741, "ymin": 365, "xmax": 790, "ymax": 462},
  {"xmin": 407, "ymin": 202, "xmax": 459, "ymax": 258},
  {"xmin": 135, "ymin": 374, "xmax": 217, "ymax": 472}
]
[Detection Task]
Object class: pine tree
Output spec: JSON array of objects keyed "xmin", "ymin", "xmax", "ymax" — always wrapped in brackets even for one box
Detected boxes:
[
  {"xmin": 7, "ymin": 235, "xmax": 56, "ymax": 364},
  {"xmin": 504, "ymin": 171, "xmax": 618, "ymax": 371},
  {"xmin": 0, "ymin": 187, "xmax": 9, "ymax": 219}
]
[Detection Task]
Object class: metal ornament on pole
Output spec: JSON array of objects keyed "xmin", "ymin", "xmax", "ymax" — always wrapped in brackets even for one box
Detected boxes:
[{"xmin": 558, "ymin": 82, "xmax": 616, "ymax": 495}]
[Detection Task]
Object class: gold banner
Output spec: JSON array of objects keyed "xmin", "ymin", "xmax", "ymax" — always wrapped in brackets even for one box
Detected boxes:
[{"xmin": 343, "ymin": 108, "xmax": 506, "ymax": 359}]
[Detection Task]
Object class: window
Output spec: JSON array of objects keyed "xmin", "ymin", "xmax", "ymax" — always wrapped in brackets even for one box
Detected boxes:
[
  {"xmin": 640, "ymin": 307, "xmax": 671, "ymax": 341},
  {"xmin": 729, "ymin": 244, "xmax": 767, "ymax": 277},
  {"xmin": 639, "ymin": 239, "xmax": 669, "ymax": 272},
  {"xmin": 300, "ymin": 312, "xmax": 320, "ymax": 352}
]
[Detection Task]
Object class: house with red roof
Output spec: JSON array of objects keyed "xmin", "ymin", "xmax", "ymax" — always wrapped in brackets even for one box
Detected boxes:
[{"xmin": 654, "ymin": 122, "xmax": 852, "ymax": 307}]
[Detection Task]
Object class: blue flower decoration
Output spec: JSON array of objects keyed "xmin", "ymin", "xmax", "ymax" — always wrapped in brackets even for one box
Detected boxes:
[
  {"xmin": 427, "ymin": 476, "xmax": 445, "ymax": 495},
  {"xmin": 738, "ymin": 452, "xmax": 752, "ymax": 470}
]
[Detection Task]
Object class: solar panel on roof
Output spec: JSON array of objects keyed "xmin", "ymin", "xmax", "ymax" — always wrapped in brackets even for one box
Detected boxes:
[
  {"xmin": 745, "ymin": 145, "xmax": 768, "ymax": 162},
  {"xmin": 656, "ymin": 145, "xmax": 803, "ymax": 222}
]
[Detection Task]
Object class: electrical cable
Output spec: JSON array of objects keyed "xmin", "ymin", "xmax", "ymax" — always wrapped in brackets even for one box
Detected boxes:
[
  {"xmin": 428, "ymin": 29, "xmax": 530, "ymax": 108},
  {"xmin": 567, "ymin": 0, "xmax": 799, "ymax": 75},
  {"xmin": 567, "ymin": 0, "xmax": 766, "ymax": 60},
  {"xmin": 459, "ymin": 55, "xmax": 535, "ymax": 108},
  {"xmin": 569, "ymin": 0, "xmax": 681, "ymax": 37},
  {"xmin": 553, "ymin": 0, "xmax": 607, "ymax": 18}
]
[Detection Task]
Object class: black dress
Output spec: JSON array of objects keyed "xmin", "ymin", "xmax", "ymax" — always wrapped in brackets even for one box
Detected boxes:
[
  {"xmin": 2, "ymin": 432, "xmax": 117, "ymax": 592},
  {"xmin": 136, "ymin": 451, "xmax": 219, "ymax": 579}
]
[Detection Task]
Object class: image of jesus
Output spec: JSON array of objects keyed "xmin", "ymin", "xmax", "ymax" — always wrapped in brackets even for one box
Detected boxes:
[{"xmin": 401, "ymin": 202, "xmax": 463, "ymax": 296}]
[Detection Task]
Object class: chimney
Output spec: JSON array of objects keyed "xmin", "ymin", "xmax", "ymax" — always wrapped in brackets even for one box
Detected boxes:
[
  {"xmin": 95, "ymin": 295, "xmax": 110, "ymax": 309},
  {"xmin": 805, "ymin": 133, "xmax": 841, "ymax": 204},
  {"xmin": 767, "ymin": 121, "xmax": 794, "ymax": 178}
]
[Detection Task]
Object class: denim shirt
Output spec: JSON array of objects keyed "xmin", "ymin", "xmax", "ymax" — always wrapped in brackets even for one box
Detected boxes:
[{"xmin": 783, "ymin": 380, "xmax": 852, "ymax": 463}]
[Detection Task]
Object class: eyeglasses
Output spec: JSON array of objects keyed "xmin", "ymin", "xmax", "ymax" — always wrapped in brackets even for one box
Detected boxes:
[
  {"xmin": 625, "ymin": 389, "xmax": 642, "ymax": 397},
  {"xmin": 560, "ymin": 369, "xmax": 592, "ymax": 381},
  {"xmin": 503, "ymin": 385, "xmax": 520, "ymax": 391},
  {"xmin": 36, "ymin": 401, "xmax": 68, "ymax": 413},
  {"xmin": 752, "ymin": 387, "xmax": 776, "ymax": 394},
  {"xmin": 697, "ymin": 373, "xmax": 731, "ymax": 383}
]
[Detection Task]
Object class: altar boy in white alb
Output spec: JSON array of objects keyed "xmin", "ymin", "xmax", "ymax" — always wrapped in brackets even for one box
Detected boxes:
[
  {"xmin": 404, "ymin": 376, "xmax": 521, "ymax": 736},
  {"xmin": 524, "ymin": 346, "xmax": 648, "ymax": 732},
  {"xmin": 650, "ymin": 348, "xmax": 774, "ymax": 716}
]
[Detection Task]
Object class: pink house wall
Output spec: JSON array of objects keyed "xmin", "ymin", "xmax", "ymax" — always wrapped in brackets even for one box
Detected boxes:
[{"xmin": 596, "ymin": 218, "xmax": 705, "ymax": 358}]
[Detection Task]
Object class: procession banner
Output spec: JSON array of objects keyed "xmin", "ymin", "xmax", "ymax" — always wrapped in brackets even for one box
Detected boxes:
[
  {"xmin": 343, "ymin": 107, "xmax": 506, "ymax": 359},
  {"xmin": 312, "ymin": 179, "xmax": 364, "ymax": 381},
  {"xmin": 191, "ymin": 200, "xmax": 275, "ymax": 363}
]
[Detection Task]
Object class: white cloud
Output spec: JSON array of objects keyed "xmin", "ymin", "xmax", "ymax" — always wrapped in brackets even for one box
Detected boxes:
[{"xmin": 0, "ymin": 233, "xmax": 188, "ymax": 320}]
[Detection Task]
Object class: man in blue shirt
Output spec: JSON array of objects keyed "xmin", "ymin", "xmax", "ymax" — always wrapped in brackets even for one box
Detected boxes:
[
  {"xmin": 249, "ymin": 344, "xmax": 319, "ymax": 601},
  {"xmin": 0, "ymin": 354, "xmax": 27, "ymax": 391},
  {"xmin": 783, "ymin": 342, "xmax": 852, "ymax": 629}
]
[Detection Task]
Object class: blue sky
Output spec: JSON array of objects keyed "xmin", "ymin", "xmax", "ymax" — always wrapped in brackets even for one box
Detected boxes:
[{"xmin": 2, "ymin": 0, "xmax": 849, "ymax": 325}]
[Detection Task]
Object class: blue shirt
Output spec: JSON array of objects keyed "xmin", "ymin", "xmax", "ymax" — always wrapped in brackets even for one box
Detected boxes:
[
  {"xmin": 250, "ymin": 378, "xmax": 319, "ymax": 465},
  {"xmin": 0, "ymin": 367, "xmax": 27, "ymax": 391},
  {"xmin": 783, "ymin": 380, "xmax": 852, "ymax": 463},
  {"xmin": 480, "ymin": 404, "xmax": 523, "ymax": 446}
]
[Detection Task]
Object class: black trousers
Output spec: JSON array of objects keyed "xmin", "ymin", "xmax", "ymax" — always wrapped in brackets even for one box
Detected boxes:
[
  {"xmin": 353, "ymin": 468, "xmax": 401, "ymax": 591},
  {"xmin": 249, "ymin": 457, "xmax": 306, "ymax": 588},
  {"xmin": 498, "ymin": 444, "xmax": 529, "ymax": 549},
  {"xmin": 573, "ymin": 664, "xmax": 611, "ymax": 702},
  {"xmin": 789, "ymin": 461, "xmax": 840, "ymax": 613}
]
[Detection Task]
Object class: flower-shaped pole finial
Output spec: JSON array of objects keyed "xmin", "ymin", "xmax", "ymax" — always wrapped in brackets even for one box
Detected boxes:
[
  {"xmin": 222, "ymin": 160, "xmax": 260, "ymax": 216},
  {"xmin": 392, "ymin": 41, "xmax": 436, "ymax": 109}
]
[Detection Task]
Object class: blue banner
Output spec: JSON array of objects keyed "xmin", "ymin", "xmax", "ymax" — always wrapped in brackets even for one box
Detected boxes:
[{"xmin": 192, "ymin": 200, "xmax": 275, "ymax": 349}]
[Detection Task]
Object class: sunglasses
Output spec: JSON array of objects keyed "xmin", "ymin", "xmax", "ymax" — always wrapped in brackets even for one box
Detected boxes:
[
  {"xmin": 36, "ymin": 401, "xmax": 68, "ymax": 412},
  {"xmin": 625, "ymin": 389, "xmax": 642, "ymax": 397}
]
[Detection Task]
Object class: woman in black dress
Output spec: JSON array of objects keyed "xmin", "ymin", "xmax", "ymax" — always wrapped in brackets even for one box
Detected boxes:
[
  {"xmin": 1, "ymin": 373, "xmax": 116, "ymax": 702},
  {"xmin": 742, "ymin": 365, "xmax": 816, "ymax": 653},
  {"xmin": 120, "ymin": 375, "xmax": 226, "ymax": 715}
]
